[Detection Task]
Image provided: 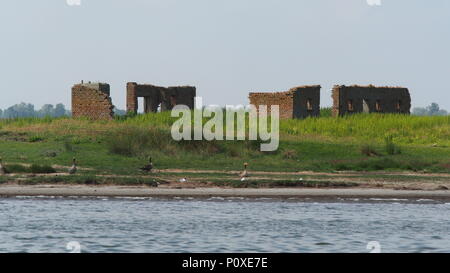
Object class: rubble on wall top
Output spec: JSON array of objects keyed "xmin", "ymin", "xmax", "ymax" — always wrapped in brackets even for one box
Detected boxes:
[
  {"xmin": 128, "ymin": 82, "xmax": 195, "ymax": 89},
  {"xmin": 249, "ymin": 85, "xmax": 321, "ymax": 96},
  {"xmin": 333, "ymin": 84, "xmax": 407, "ymax": 89}
]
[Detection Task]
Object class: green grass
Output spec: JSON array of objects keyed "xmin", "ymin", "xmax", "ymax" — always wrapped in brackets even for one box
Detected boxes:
[
  {"xmin": 3, "ymin": 163, "xmax": 56, "ymax": 174},
  {"xmin": 0, "ymin": 112, "xmax": 449, "ymax": 177},
  {"xmin": 281, "ymin": 113, "xmax": 450, "ymax": 145},
  {"xmin": 15, "ymin": 175, "xmax": 160, "ymax": 187}
]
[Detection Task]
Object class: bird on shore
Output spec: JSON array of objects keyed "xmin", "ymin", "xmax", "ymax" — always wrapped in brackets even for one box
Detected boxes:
[
  {"xmin": 240, "ymin": 162, "xmax": 249, "ymax": 181},
  {"xmin": 139, "ymin": 156, "xmax": 153, "ymax": 173},
  {"xmin": 69, "ymin": 157, "xmax": 77, "ymax": 174},
  {"xmin": 0, "ymin": 157, "xmax": 6, "ymax": 175},
  {"xmin": 179, "ymin": 177, "xmax": 187, "ymax": 183}
]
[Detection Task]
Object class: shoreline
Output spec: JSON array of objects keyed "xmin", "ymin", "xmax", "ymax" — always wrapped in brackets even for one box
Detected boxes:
[{"xmin": 1, "ymin": 184, "xmax": 450, "ymax": 199}]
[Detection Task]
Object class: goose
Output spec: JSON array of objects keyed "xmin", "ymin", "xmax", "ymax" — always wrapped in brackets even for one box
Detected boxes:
[
  {"xmin": 69, "ymin": 157, "xmax": 77, "ymax": 174},
  {"xmin": 240, "ymin": 162, "xmax": 249, "ymax": 181},
  {"xmin": 139, "ymin": 157, "xmax": 153, "ymax": 173},
  {"xmin": 0, "ymin": 157, "xmax": 6, "ymax": 175}
]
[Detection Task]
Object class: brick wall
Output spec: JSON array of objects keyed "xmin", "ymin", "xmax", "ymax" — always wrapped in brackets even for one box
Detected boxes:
[
  {"xmin": 249, "ymin": 85, "xmax": 321, "ymax": 119},
  {"xmin": 72, "ymin": 83, "xmax": 114, "ymax": 120},
  {"xmin": 126, "ymin": 82, "xmax": 196, "ymax": 114},
  {"xmin": 332, "ymin": 85, "xmax": 411, "ymax": 117}
]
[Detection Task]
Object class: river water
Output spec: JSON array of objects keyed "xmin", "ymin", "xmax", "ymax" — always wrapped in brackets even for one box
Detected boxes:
[{"xmin": 0, "ymin": 196, "xmax": 449, "ymax": 253}]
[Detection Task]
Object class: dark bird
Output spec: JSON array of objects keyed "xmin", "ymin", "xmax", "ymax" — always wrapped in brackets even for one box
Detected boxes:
[
  {"xmin": 69, "ymin": 157, "xmax": 77, "ymax": 174},
  {"xmin": 140, "ymin": 157, "xmax": 153, "ymax": 173}
]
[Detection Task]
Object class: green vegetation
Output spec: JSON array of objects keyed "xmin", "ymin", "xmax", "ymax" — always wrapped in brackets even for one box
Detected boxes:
[
  {"xmin": 385, "ymin": 135, "xmax": 401, "ymax": 155},
  {"xmin": 3, "ymin": 163, "xmax": 56, "ymax": 174},
  {"xmin": 17, "ymin": 175, "xmax": 160, "ymax": 187},
  {"xmin": 320, "ymin": 107, "xmax": 333, "ymax": 117},
  {"xmin": 0, "ymin": 112, "xmax": 449, "ymax": 179},
  {"xmin": 360, "ymin": 144, "xmax": 379, "ymax": 157}
]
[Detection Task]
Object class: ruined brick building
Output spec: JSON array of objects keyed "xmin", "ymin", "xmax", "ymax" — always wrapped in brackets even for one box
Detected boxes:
[
  {"xmin": 71, "ymin": 81, "xmax": 196, "ymax": 119},
  {"xmin": 331, "ymin": 85, "xmax": 411, "ymax": 117},
  {"xmin": 249, "ymin": 86, "xmax": 321, "ymax": 119},
  {"xmin": 71, "ymin": 81, "xmax": 411, "ymax": 120},
  {"xmin": 71, "ymin": 82, "xmax": 114, "ymax": 120},
  {"xmin": 126, "ymin": 82, "xmax": 196, "ymax": 114}
]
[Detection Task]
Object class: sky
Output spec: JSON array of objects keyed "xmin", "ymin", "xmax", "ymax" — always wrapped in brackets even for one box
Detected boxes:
[{"xmin": 0, "ymin": 0, "xmax": 449, "ymax": 110}]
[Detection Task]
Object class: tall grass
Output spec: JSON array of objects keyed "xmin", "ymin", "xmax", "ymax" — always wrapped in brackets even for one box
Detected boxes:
[
  {"xmin": 1, "ymin": 112, "xmax": 449, "ymax": 145},
  {"xmin": 3, "ymin": 164, "xmax": 56, "ymax": 174},
  {"xmin": 281, "ymin": 113, "xmax": 450, "ymax": 145},
  {"xmin": 385, "ymin": 135, "xmax": 401, "ymax": 155},
  {"xmin": 320, "ymin": 107, "xmax": 333, "ymax": 117},
  {"xmin": 104, "ymin": 125, "xmax": 263, "ymax": 157}
]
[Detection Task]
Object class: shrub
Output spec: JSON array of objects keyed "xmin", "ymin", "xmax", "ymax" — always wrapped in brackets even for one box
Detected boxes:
[
  {"xmin": 4, "ymin": 164, "xmax": 29, "ymax": 173},
  {"xmin": 360, "ymin": 145, "xmax": 379, "ymax": 157},
  {"xmin": 28, "ymin": 135, "xmax": 44, "ymax": 142},
  {"xmin": 42, "ymin": 150, "xmax": 58, "ymax": 157},
  {"xmin": 403, "ymin": 160, "xmax": 430, "ymax": 172},
  {"xmin": 320, "ymin": 107, "xmax": 333, "ymax": 117},
  {"xmin": 64, "ymin": 140, "xmax": 74, "ymax": 152},
  {"xmin": 105, "ymin": 126, "xmax": 173, "ymax": 156},
  {"xmin": 385, "ymin": 135, "xmax": 401, "ymax": 155},
  {"xmin": 105, "ymin": 125, "xmax": 263, "ymax": 157},
  {"xmin": 282, "ymin": 149, "xmax": 298, "ymax": 159},
  {"xmin": 30, "ymin": 164, "xmax": 56, "ymax": 174}
]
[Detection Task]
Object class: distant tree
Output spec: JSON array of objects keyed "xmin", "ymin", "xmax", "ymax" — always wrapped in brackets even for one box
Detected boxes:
[
  {"xmin": 412, "ymin": 107, "xmax": 427, "ymax": 116},
  {"xmin": 38, "ymin": 104, "xmax": 55, "ymax": 117},
  {"xmin": 412, "ymin": 103, "xmax": 448, "ymax": 116},
  {"xmin": 426, "ymin": 103, "xmax": 440, "ymax": 115},
  {"xmin": 114, "ymin": 107, "xmax": 127, "ymax": 116},
  {"xmin": 0, "ymin": 103, "xmax": 71, "ymax": 119},
  {"xmin": 3, "ymin": 103, "xmax": 35, "ymax": 118},
  {"xmin": 54, "ymin": 103, "xmax": 67, "ymax": 117}
]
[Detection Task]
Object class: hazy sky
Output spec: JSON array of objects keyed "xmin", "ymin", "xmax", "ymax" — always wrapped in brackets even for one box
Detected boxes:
[{"xmin": 1, "ymin": 0, "xmax": 449, "ymax": 110}]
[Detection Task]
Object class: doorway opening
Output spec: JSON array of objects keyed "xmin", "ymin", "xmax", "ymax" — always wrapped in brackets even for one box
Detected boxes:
[{"xmin": 363, "ymin": 99, "xmax": 370, "ymax": 113}]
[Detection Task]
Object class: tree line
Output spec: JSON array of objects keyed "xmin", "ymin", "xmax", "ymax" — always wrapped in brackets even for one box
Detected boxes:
[
  {"xmin": 0, "ymin": 103, "xmax": 129, "ymax": 119},
  {"xmin": 412, "ymin": 103, "xmax": 448, "ymax": 116},
  {"xmin": 0, "ymin": 102, "xmax": 447, "ymax": 119},
  {"xmin": 0, "ymin": 103, "xmax": 70, "ymax": 118}
]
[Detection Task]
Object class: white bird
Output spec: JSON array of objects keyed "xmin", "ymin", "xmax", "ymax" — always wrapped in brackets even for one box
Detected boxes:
[
  {"xmin": 0, "ymin": 157, "xmax": 6, "ymax": 175},
  {"xmin": 239, "ymin": 163, "xmax": 249, "ymax": 181},
  {"xmin": 180, "ymin": 177, "xmax": 187, "ymax": 183},
  {"xmin": 69, "ymin": 157, "xmax": 77, "ymax": 174}
]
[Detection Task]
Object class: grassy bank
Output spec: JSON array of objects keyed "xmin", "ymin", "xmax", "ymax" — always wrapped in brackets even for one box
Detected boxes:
[{"xmin": 0, "ymin": 112, "xmax": 449, "ymax": 178}]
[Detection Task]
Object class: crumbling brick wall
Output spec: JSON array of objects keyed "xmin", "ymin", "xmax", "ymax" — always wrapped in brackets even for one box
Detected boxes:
[
  {"xmin": 72, "ymin": 82, "xmax": 114, "ymax": 120},
  {"xmin": 127, "ymin": 82, "xmax": 196, "ymax": 114},
  {"xmin": 332, "ymin": 85, "xmax": 411, "ymax": 117},
  {"xmin": 249, "ymin": 85, "xmax": 321, "ymax": 119}
]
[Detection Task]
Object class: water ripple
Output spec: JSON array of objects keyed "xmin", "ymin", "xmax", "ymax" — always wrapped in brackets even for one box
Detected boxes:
[{"xmin": 0, "ymin": 197, "xmax": 449, "ymax": 253}]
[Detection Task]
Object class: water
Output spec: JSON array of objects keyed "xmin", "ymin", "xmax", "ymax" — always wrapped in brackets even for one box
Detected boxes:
[{"xmin": 0, "ymin": 196, "xmax": 449, "ymax": 253}]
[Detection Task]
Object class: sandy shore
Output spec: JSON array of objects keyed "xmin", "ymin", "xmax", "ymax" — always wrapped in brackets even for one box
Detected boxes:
[{"xmin": 0, "ymin": 184, "xmax": 450, "ymax": 199}]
